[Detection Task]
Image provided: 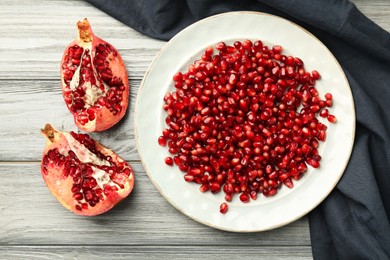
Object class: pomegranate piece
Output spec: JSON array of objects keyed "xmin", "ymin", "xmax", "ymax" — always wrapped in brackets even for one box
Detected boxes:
[
  {"xmin": 159, "ymin": 40, "xmax": 336, "ymax": 214},
  {"xmin": 40, "ymin": 124, "xmax": 134, "ymax": 216},
  {"xmin": 61, "ymin": 18, "xmax": 129, "ymax": 132}
]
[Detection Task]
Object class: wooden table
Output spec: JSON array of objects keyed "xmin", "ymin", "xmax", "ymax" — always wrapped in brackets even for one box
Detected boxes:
[{"xmin": 1, "ymin": 1, "xmax": 389, "ymax": 259}]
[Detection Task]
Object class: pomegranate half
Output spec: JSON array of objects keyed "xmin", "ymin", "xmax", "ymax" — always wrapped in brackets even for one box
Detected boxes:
[
  {"xmin": 40, "ymin": 124, "xmax": 134, "ymax": 216},
  {"xmin": 61, "ymin": 18, "xmax": 129, "ymax": 132}
]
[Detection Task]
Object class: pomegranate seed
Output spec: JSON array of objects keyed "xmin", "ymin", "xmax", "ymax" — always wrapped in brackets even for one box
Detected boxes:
[
  {"xmin": 325, "ymin": 99, "xmax": 333, "ymax": 107},
  {"xmin": 239, "ymin": 193, "xmax": 250, "ymax": 203},
  {"xmin": 272, "ymin": 45, "xmax": 282, "ymax": 54},
  {"xmin": 165, "ymin": 157, "xmax": 174, "ymax": 166},
  {"xmin": 319, "ymin": 109, "xmax": 328, "ymax": 118},
  {"xmin": 173, "ymin": 72, "xmax": 183, "ymax": 82},
  {"xmin": 158, "ymin": 136, "xmax": 167, "ymax": 146},
  {"xmin": 210, "ymin": 182, "xmax": 221, "ymax": 193},
  {"xmin": 220, "ymin": 202, "xmax": 228, "ymax": 214},
  {"xmin": 284, "ymin": 178, "xmax": 294, "ymax": 188},
  {"xmin": 318, "ymin": 130, "xmax": 326, "ymax": 141},
  {"xmin": 199, "ymin": 184, "xmax": 209, "ymax": 192},
  {"xmin": 225, "ymin": 193, "xmax": 232, "ymax": 202},
  {"xmin": 307, "ymin": 158, "xmax": 320, "ymax": 168},
  {"xmin": 184, "ymin": 174, "xmax": 194, "ymax": 182},
  {"xmin": 250, "ymin": 190, "xmax": 258, "ymax": 200},
  {"xmin": 215, "ymin": 42, "xmax": 227, "ymax": 51},
  {"xmin": 242, "ymin": 40, "xmax": 253, "ymax": 51},
  {"xmin": 325, "ymin": 93, "xmax": 332, "ymax": 100},
  {"xmin": 327, "ymin": 114, "xmax": 337, "ymax": 123},
  {"xmin": 268, "ymin": 188, "xmax": 277, "ymax": 196},
  {"xmin": 311, "ymin": 70, "xmax": 321, "ymax": 80},
  {"xmin": 159, "ymin": 40, "xmax": 336, "ymax": 214}
]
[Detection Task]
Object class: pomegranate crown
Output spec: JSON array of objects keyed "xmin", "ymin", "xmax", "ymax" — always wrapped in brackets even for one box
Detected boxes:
[
  {"xmin": 77, "ymin": 18, "xmax": 93, "ymax": 43},
  {"xmin": 41, "ymin": 124, "xmax": 57, "ymax": 143}
]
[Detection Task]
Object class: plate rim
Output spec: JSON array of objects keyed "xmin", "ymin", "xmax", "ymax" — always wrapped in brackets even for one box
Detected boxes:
[{"xmin": 134, "ymin": 11, "xmax": 356, "ymax": 232}]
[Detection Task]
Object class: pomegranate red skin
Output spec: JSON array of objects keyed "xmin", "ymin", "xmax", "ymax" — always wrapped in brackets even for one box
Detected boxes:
[
  {"xmin": 60, "ymin": 18, "xmax": 129, "ymax": 132},
  {"xmin": 40, "ymin": 124, "xmax": 134, "ymax": 216}
]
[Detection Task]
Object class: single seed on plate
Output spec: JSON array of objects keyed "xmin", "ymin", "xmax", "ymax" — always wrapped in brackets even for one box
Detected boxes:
[
  {"xmin": 327, "ymin": 114, "xmax": 337, "ymax": 123},
  {"xmin": 220, "ymin": 202, "xmax": 228, "ymax": 214}
]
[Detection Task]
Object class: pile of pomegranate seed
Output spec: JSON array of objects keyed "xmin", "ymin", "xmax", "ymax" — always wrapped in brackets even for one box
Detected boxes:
[{"xmin": 158, "ymin": 40, "xmax": 336, "ymax": 214}]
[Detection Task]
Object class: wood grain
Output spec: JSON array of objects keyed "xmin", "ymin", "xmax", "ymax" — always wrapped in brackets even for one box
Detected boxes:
[
  {"xmin": 0, "ymin": 0, "xmax": 389, "ymax": 80},
  {"xmin": 0, "ymin": 163, "xmax": 310, "ymax": 246},
  {"xmin": 0, "ymin": 0, "xmax": 164, "ymax": 80},
  {"xmin": 353, "ymin": 0, "xmax": 390, "ymax": 31},
  {"xmin": 0, "ymin": 246, "xmax": 313, "ymax": 259},
  {"xmin": 0, "ymin": 80, "xmax": 139, "ymax": 161}
]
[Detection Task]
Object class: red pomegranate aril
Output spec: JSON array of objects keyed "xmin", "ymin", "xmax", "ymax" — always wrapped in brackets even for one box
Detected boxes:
[
  {"xmin": 317, "ymin": 130, "xmax": 326, "ymax": 141},
  {"xmin": 327, "ymin": 114, "xmax": 337, "ymax": 123},
  {"xmin": 225, "ymin": 193, "xmax": 232, "ymax": 202},
  {"xmin": 242, "ymin": 40, "xmax": 253, "ymax": 51},
  {"xmin": 239, "ymin": 192, "xmax": 250, "ymax": 203},
  {"xmin": 168, "ymin": 147, "xmax": 179, "ymax": 154},
  {"xmin": 215, "ymin": 42, "xmax": 227, "ymax": 51},
  {"xmin": 184, "ymin": 174, "xmax": 194, "ymax": 182},
  {"xmin": 325, "ymin": 99, "xmax": 333, "ymax": 107},
  {"xmin": 173, "ymin": 72, "xmax": 183, "ymax": 82},
  {"xmin": 307, "ymin": 158, "xmax": 320, "ymax": 168},
  {"xmin": 250, "ymin": 190, "xmax": 258, "ymax": 200},
  {"xmin": 199, "ymin": 184, "xmax": 209, "ymax": 192},
  {"xmin": 284, "ymin": 178, "xmax": 294, "ymax": 188},
  {"xmin": 159, "ymin": 39, "xmax": 335, "ymax": 214},
  {"xmin": 165, "ymin": 157, "xmax": 174, "ymax": 166},
  {"xmin": 319, "ymin": 109, "xmax": 329, "ymax": 118},
  {"xmin": 272, "ymin": 45, "xmax": 282, "ymax": 54},
  {"xmin": 158, "ymin": 136, "xmax": 167, "ymax": 146},
  {"xmin": 311, "ymin": 70, "xmax": 321, "ymax": 80},
  {"xmin": 210, "ymin": 182, "xmax": 221, "ymax": 193},
  {"xmin": 325, "ymin": 93, "xmax": 333, "ymax": 100},
  {"xmin": 220, "ymin": 202, "xmax": 229, "ymax": 214}
]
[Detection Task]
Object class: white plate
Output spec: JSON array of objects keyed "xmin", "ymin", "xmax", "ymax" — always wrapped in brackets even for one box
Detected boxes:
[{"xmin": 134, "ymin": 12, "xmax": 355, "ymax": 232}]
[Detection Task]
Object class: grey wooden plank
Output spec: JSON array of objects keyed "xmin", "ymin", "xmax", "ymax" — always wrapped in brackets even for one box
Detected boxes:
[
  {"xmin": 0, "ymin": 245, "xmax": 313, "ymax": 259},
  {"xmin": 0, "ymin": 0, "xmax": 389, "ymax": 80},
  {"xmin": 0, "ymin": 80, "xmax": 139, "ymax": 161},
  {"xmin": 353, "ymin": 0, "xmax": 390, "ymax": 31},
  {"xmin": 0, "ymin": 162, "xmax": 311, "ymax": 246},
  {"xmin": 0, "ymin": 0, "xmax": 164, "ymax": 80}
]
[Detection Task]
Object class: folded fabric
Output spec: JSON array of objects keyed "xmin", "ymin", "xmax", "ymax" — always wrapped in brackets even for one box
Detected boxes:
[{"xmin": 85, "ymin": 0, "xmax": 390, "ymax": 258}]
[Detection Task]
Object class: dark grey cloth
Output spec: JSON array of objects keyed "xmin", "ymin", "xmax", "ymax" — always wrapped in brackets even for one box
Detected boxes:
[{"xmin": 85, "ymin": 0, "xmax": 390, "ymax": 258}]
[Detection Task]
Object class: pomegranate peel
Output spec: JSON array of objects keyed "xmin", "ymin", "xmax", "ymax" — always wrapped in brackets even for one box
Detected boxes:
[
  {"xmin": 61, "ymin": 18, "xmax": 129, "ymax": 132},
  {"xmin": 40, "ymin": 124, "xmax": 134, "ymax": 216}
]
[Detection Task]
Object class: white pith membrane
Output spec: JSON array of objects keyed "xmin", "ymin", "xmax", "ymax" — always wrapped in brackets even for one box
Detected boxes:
[
  {"xmin": 67, "ymin": 42, "xmax": 110, "ymax": 118},
  {"xmin": 61, "ymin": 133, "xmax": 122, "ymax": 205}
]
